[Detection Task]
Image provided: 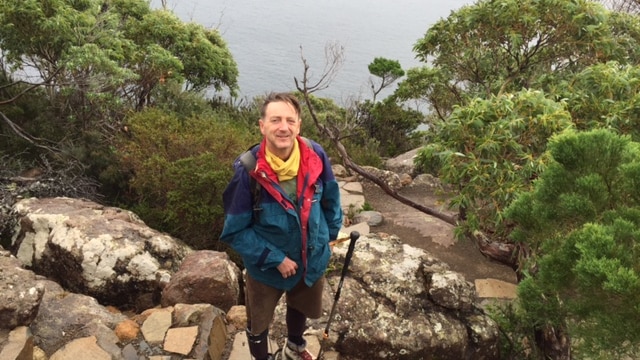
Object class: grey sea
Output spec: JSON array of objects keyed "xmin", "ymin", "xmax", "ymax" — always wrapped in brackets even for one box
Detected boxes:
[{"xmin": 151, "ymin": 0, "xmax": 475, "ymax": 103}]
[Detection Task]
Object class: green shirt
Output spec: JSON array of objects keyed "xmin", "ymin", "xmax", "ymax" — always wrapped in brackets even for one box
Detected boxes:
[{"xmin": 280, "ymin": 177, "xmax": 298, "ymax": 205}]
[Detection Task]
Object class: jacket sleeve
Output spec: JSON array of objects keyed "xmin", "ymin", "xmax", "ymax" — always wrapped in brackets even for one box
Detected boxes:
[
  {"xmin": 314, "ymin": 143, "xmax": 344, "ymax": 241},
  {"xmin": 219, "ymin": 159, "xmax": 286, "ymax": 269}
]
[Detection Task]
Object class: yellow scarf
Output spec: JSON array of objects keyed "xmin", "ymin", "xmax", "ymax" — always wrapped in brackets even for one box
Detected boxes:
[{"xmin": 265, "ymin": 139, "xmax": 300, "ymax": 181}]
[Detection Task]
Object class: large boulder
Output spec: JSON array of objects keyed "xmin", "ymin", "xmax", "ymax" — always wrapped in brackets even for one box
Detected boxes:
[
  {"xmin": 0, "ymin": 247, "xmax": 44, "ymax": 330},
  {"xmin": 0, "ymin": 250, "xmax": 232, "ymax": 359},
  {"xmin": 10, "ymin": 197, "xmax": 192, "ymax": 309},
  {"xmin": 384, "ymin": 147, "xmax": 420, "ymax": 176},
  {"xmin": 359, "ymin": 166, "xmax": 403, "ymax": 190},
  {"xmin": 273, "ymin": 233, "xmax": 500, "ymax": 360},
  {"xmin": 161, "ymin": 250, "xmax": 242, "ymax": 312},
  {"xmin": 1, "ymin": 172, "xmax": 103, "ymax": 247},
  {"xmin": 0, "ymin": 248, "xmax": 45, "ymax": 329},
  {"xmin": 30, "ymin": 279, "xmax": 126, "ymax": 356}
]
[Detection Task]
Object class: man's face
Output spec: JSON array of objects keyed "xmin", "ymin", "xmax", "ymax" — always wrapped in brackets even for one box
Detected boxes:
[{"xmin": 259, "ymin": 100, "xmax": 301, "ymax": 159}]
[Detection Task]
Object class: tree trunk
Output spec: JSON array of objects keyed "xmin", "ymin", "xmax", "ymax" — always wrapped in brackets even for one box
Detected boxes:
[
  {"xmin": 470, "ymin": 230, "xmax": 519, "ymax": 271},
  {"xmin": 535, "ymin": 324, "xmax": 572, "ymax": 360}
]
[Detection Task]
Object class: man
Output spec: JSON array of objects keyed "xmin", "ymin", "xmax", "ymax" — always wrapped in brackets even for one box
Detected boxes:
[{"xmin": 220, "ymin": 92, "xmax": 343, "ymax": 360}]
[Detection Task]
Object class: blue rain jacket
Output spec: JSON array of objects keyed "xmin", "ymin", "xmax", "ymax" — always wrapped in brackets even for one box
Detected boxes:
[{"xmin": 220, "ymin": 136, "xmax": 343, "ymax": 290}]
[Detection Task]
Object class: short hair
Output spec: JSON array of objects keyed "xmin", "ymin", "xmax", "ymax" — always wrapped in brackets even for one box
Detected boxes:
[{"xmin": 260, "ymin": 92, "xmax": 301, "ymax": 118}]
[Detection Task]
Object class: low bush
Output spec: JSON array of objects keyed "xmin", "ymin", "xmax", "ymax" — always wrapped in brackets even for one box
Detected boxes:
[{"xmin": 116, "ymin": 108, "xmax": 256, "ymax": 250}]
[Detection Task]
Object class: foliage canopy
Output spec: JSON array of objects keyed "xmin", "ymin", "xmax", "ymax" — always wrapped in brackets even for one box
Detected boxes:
[
  {"xmin": 402, "ymin": 1, "xmax": 640, "ymax": 356},
  {"xmin": 505, "ymin": 129, "xmax": 640, "ymax": 357},
  {"xmin": 0, "ymin": 0, "xmax": 238, "ymax": 172},
  {"xmin": 117, "ymin": 108, "xmax": 255, "ymax": 250},
  {"xmin": 396, "ymin": 0, "xmax": 640, "ymax": 120}
]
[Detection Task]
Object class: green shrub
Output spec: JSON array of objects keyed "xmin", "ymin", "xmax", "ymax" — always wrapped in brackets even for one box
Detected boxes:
[
  {"xmin": 344, "ymin": 137, "xmax": 383, "ymax": 168},
  {"xmin": 355, "ymin": 98, "xmax": 424, "ymax": 158},
  {"xmin": 116, "ymin": 108, "xmax": 255, "ymax": 250},
  {"xmin": 416, "ymin": 90, "xmax": 573, "ymax": 239},
  {"xmin": 504, "ymin": 129, "xmax": 640, "ymax": 358},
  {"xmin": 414, "ymin": 142, "xmax": 445, "ymax": 176}
]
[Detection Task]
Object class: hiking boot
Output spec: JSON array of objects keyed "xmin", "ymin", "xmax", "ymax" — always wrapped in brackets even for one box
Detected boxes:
[{"xmin": 282, "ymin": 341, "xmax": 315, "ymax": 360}]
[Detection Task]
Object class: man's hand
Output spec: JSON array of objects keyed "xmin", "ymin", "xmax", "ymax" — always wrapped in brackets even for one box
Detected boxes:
[{"xmin": 277, "ymin": 257, "xmax": 298, "ymax": 278}]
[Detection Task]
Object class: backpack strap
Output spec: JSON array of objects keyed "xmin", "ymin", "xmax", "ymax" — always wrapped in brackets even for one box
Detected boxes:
[
  {"xmin": 239, "ymin": 145, "xmax": 261, "ymax": 217},
  {"xmin": 239, "ymin": 148, "xmax": 257, "ymax": 173}
]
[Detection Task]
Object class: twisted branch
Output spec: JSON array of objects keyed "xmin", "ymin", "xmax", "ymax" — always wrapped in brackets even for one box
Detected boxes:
[{"xmin": 294, "ymin": 44, "xmax": 458, "ymax": 225}]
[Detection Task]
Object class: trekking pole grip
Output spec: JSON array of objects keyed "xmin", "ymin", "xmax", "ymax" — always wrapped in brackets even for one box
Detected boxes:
[{"xmin": 341, "ymin": 231, "xmax": 359, "ymax": 278}]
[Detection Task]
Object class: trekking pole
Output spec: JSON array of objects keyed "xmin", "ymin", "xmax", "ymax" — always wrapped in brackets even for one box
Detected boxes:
[{"xmin": 317, "ymin": 231, "xmax": 360, "ymax": 360}]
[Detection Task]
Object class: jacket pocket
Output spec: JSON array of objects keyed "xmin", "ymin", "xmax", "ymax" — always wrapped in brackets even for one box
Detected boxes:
[{"xmin": 307, "ymin": 242, "xmax": 331, "ymax": 276}]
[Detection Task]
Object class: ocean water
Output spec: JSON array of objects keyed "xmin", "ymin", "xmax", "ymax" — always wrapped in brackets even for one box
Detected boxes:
[{"xmin": 150, "ymin": 0, "xmax": 475, "ymax": 104}]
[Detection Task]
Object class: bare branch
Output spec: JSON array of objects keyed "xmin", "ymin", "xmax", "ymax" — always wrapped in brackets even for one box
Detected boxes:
[
  {"xmin": 0, "ymin": 67, "xmax": 65, "ymax": 154},
  {"xmin": 294, "ymin": 43, "xmax": 345, "ymax": 94},
  {"xmin": 295, "ymin": 43, "xmax": 458, "ymax": 226},
  {"xmin": 0, "ymin": 80, "xmax": 45, "ymax": 105},
  {"xmin": 0, "ymin": 66, "xmax": 63, "ymax": 105},
  {"xmin": 369, "ymin": 73, "xmax": 402, "ymax": 102},
  {"xmin": 0, "ymin": 111, "xmax": 61, "ymax": 154}
]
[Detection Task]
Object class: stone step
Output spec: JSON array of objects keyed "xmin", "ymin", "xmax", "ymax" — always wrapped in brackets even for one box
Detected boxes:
[{"xmin": 474, "ymin": 278, "xmax": 517, "ymax": 299}]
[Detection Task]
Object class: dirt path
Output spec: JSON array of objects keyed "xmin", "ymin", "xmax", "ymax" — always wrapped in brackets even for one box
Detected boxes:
[{"xmin": 361, "ymin": 182, "xmax": 517, "ymax": 284}]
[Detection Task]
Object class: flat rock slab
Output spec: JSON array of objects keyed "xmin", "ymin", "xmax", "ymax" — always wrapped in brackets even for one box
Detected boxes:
[
  {"xmin": 475, "ymin": 278, "xmax": 517, "ymax": 299},
  {"xmin": 385, "ymin": 210, "xmax": 455, "ymax": 247}
]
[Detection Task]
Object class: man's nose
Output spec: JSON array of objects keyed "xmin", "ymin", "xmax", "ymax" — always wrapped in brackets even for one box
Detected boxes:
[{"xmin": 277, "ymin": 120, "xmax": 290, "ymax": 130}]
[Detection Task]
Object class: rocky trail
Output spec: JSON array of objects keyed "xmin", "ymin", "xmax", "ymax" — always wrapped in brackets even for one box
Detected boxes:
[{"xmin": 360, "ymin": 181, "xmax": 517, "ymax": 286}]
